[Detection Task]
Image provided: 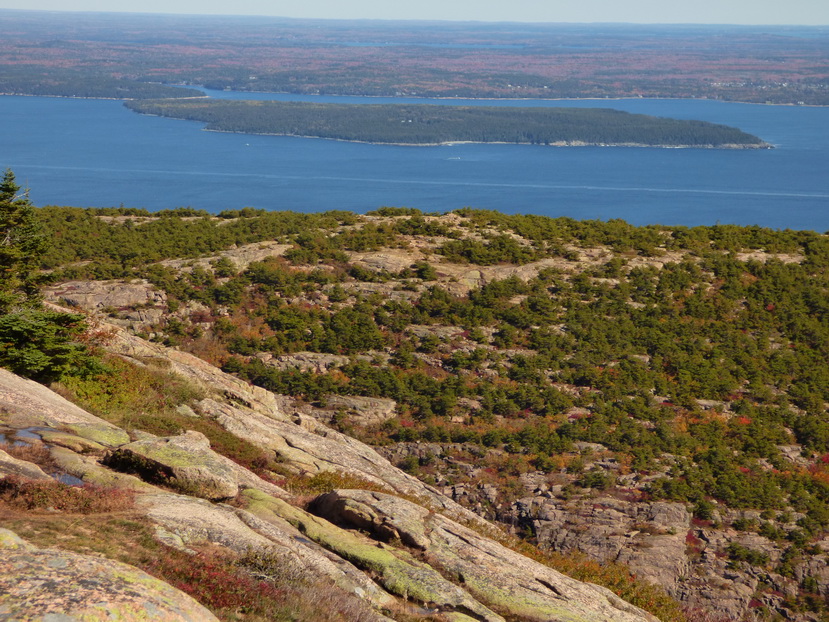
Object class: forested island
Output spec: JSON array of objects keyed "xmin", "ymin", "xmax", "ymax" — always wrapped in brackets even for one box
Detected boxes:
[{"xmin": 125, "ymin": 99, "xmax": 768, "ymax": 147}]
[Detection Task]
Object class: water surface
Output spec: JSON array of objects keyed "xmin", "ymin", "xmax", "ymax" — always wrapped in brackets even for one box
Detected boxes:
[{"xmin": 2, "ymin": 92, "xmax": 827, "ymax": 230}]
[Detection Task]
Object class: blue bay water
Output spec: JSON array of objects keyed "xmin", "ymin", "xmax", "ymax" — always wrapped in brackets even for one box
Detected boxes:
[{"xmin": 1, "ymin": 90, "xmax": 828, "ymax": 230}]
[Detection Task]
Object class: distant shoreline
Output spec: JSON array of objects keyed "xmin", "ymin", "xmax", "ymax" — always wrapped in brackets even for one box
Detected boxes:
[
  {"xmin": 203, "ymin": 127, "xmax": 773, "ymax": 149},
  {"xmin": 192, "ymin": 85, "xmax": 829, "ymax": 108},
  {"xmin": 0, "ymin": 92, "xmax": 210, "ymax": 102},
  {"xmin": 0, "ymin": 89, "xmax": 824, "ymax": 109}
]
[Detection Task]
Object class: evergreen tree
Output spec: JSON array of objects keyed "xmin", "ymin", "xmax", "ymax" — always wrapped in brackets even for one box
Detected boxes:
[
  {"xmin": 0, "ymin": 169, "xmax": 45, "ymax": 313},
  {"xmin": 0, "ymin": 170, "xmax": 97, "ymax": 382}
]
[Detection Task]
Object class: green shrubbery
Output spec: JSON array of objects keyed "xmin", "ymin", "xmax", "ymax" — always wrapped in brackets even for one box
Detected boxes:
[
  {"xmin": 0, "ymin": 170, "xmax": 103, "ymax": 382},
  {"xmin": 23, "ymin": 198, "xmax": 829, "ymax": 622}
]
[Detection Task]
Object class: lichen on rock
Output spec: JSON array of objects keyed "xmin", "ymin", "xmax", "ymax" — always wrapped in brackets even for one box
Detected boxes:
[
  {"xmin": 104, "ymin": 431, "xmax": 240, "ymax": 500},
  {"xmin": 0, "ymin": 528, "xmax": 220, "ymax": 621},
  {"xmin": 312, "ymin": 489, "xmax": 658, "ymax": 622}
]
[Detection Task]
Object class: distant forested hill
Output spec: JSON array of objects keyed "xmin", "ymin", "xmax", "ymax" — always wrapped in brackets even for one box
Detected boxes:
[
  {"xmin": 125, "ymin": 99, "xmax": 768, "ymax": 148},
  {"xmin": 3, "ymin": 12, "xmax": 829, "ymax": 104},
  {"xmin": 0, "ymin": 67, "xmax": 203, "ymax": 99}
]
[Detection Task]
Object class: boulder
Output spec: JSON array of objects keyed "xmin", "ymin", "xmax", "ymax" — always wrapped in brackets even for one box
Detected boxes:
[
  {"xmin": 44, "ymin": 279, "xmax": 167, "ymax": 311},
  {"xmin": 137, "ymin": 491, "xmax": 397, "ymax": 618},
  {"xmin": 263, "ymin": 492, "xmax": 505, "ymax": 621},
  {"xmin": 519, "ymin": 496, "xmax": 692, "ymax": 592},
  {"xmin": 38, "ymin": 429, "xmax": 107, "ymax": 453},
  {"xmin": 257, "ymin": 350, "xmax": 350, "ymax": 372},
  {"xmin": 105, "ymin": 431, "xmax": 241, "ymax": 500},
  {"xmin": 324, "ymin": 394, "xmax": 398, "ymax": 426},
  {"xmin": 350, "ymin": 250, "xmax": 427, "ymax": 274},
  {"xmin": 156, "ymin": 240, "xmax": 292, "ymax": 273},
  {"xmin": 0, "ymin": 448, "xmax": 52, "ymax": 481},
  {"xmin": 312, "ymin": 489, "xmax": 658, "ymax": 622},
  {"xmin": 50, "ymin": 446, "xmax": 158, "ymax": 491},
  {"xmin": 0, "ymin": 528, "xmax": 219, "ymax": 621},
  {"xmin": 104, "ymin": 431, "xmax": 287, "ymax": 501},
  {"xmin": 196, "ymin": 397, "xmax": 492, "ymax": 530},
  {"xmin": 0, "ymin": 367, "xmax": 130, "ymax": 447},
  {"xmin": 238, "ymin": 489, "xmax": 403, "ymax": 612}
]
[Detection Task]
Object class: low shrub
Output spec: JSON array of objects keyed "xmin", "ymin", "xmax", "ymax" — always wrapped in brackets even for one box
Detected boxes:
[
  {"xmin": 0, "ymin": 476, "xmax": 134, "ymax": 513},
  {"xmin": 56, "ymin": 355, "xmax": 204, "ymax": 429},
  {"xmin": 0, "ymin": 441, "xmax": 59, "ymax": 473},
  {"xmin": 281, "ymin": 469, "xmax": 389, "ymax": 497},
  {"xmin": 145, "ymin": 545, "xmax": 380, "ymax": 622}
]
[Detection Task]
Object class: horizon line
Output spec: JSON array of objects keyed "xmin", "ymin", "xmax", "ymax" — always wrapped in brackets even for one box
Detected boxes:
[{"xmin": 1, "ymin": 8, "xmax": 827, "ymax": 28}]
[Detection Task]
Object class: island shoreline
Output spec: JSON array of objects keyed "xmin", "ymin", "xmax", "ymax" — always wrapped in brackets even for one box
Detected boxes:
[{"xmin": 200, "ymin": 127, "xmax": 773, "ymax": 149}]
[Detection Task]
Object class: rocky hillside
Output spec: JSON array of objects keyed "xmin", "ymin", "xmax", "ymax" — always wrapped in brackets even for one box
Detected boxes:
[
  {"xmin": 0, "ymin": 319, "xmax": 662, "ymax": 622},
  {"xmin": 8, "ymin": 205, "xmax": 829, "ymax": 621}
]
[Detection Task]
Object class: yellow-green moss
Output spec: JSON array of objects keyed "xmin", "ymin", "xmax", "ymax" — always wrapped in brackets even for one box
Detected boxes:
[
  {"xmin": 65, "ymin": 423, "xmax": 130, "ymax": 448},
  {"xmin": 245, "ymin": 492, "xmax": 498, "ymax": 618},
  {"xmin": 40, "ymin": 430, "xmax": 106, "ymax": 453},
  {"xmin": 459, "ymin": 573, "xmax": 589, "ymax": 622},
  {"xmin": 50, "ymin": 447, "xmax": 155, "ymax": 492},
  {"xmin": 0, "ymin": 528, "xmax": 32, "ymax": 551}
]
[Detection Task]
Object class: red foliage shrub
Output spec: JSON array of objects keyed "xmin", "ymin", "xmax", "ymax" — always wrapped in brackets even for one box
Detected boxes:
[
  {"xmin": 145, "ymin": 553, "xmax": 285, "ymax": 613},
  {"xmin": 0, "ymin": 476, "xmax": 134, "ymax": 513}
]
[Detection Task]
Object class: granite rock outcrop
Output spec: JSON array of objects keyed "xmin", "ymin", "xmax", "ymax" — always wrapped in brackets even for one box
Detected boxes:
[{"xmin": 0, "ymin": 323, "xmax": 659, "ymax": 622}]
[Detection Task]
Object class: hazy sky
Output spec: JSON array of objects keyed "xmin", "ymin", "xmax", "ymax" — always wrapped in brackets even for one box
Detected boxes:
[{"xmin": 1, "ymin": 0, "xmax": 828, "ymax": 25}]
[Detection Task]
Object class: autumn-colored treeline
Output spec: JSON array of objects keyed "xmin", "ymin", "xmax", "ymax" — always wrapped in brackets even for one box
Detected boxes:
[{"xmin": 1, "ymin": 11, "xmax": 827, "ymax": 104}]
